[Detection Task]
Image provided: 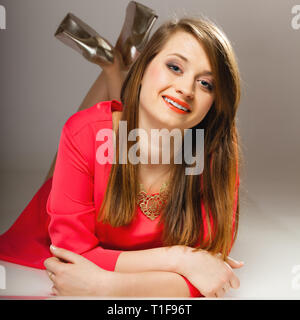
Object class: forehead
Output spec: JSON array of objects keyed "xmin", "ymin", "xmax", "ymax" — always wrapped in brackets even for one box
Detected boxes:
[{"xmin": 157, "ymin": 31, "xmax": 211, "ymax": 69}]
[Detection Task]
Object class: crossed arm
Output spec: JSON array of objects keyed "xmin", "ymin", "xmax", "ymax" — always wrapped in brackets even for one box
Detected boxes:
[
  {"xmin": 45, "ymin": 245, "xmax": 193, "ymax": 297},
  {"xmin": 44, "ymin": 243, "xmax": 243, "ymax": 297},
  {"xmin": 114, "ymin": 246, "xmax": 192, "ymax": 296}
]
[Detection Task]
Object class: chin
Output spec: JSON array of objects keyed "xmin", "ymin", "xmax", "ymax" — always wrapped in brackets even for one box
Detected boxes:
[{"xmin": 154, "ymin": 112, "xmax": 188, "ymax": 130}]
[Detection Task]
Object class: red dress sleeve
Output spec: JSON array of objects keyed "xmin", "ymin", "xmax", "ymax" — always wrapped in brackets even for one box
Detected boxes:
[
  {"xmin": 46, "ymin": 121, "xmax": 122, "ymax": 271},
  {"xmin": 181, "ymin": 276, "xmax": 203, "ymax": 297}
]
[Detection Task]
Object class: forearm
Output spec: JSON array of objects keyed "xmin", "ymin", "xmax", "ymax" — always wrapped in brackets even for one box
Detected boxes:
[
  {"xmin": 104, "ymin": 270, "xmax": 190, "ymax": 297},
  {"xmin": 114, "ymin": 245, "xmax": 180, "ymax": 274},
  {"xmin": 113, "ymin": 246, "xmax": 202, "ymax": 297}
]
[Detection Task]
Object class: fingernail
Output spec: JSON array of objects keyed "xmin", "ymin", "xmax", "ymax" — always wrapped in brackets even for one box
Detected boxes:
[{"xmin": 50, "ymin": 245, "xmax": 57, "ymax": 251}]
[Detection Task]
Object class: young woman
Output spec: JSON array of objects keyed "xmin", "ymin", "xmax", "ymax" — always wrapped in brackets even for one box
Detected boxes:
[{"xmin": 0, "ymin": 14, "xmax": 243, "ymax": 298}]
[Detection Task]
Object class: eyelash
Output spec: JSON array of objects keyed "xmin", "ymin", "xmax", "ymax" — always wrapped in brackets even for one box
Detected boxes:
[{"xmin": 166, "ymin": 63, "xmax": 214, "ymax": 91}]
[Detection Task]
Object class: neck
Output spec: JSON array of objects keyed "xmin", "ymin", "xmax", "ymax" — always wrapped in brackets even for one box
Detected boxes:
[{"xmin": 137, "ymin": 109, "xmax": 181, "ymax": 192}]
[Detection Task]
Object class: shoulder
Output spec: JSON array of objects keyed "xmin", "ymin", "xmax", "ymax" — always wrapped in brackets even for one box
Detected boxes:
[
  {"xmin": 59, "ymin": 100, "xmax": 123, "ymax": 171},
  {"xmin": 63, "ymin": 100, "xmax": 123, "ymax": 137}
]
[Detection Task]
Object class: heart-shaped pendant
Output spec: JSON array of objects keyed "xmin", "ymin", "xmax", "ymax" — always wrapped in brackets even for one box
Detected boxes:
[{"xmin": 137, "ymin": 182, "xmax": 169, "ymax": 221}]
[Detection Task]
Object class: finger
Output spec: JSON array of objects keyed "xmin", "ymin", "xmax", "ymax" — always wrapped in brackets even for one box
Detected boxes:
[
  {"xmin": 220, "ymin": 282, "xmax": 230, "ymax": 297},
  {"xmin": 44, "ymin": 257, "xmax": 63, "ymax": 273},
  {"xmin": 47, "ymin": 271, "xmax": 55, "ymax": 282},
  {"xmin": 50, "ymin": 245, "xmax": 82, "ymax": 264},
  {"xmin": 215, "ymin": 288, "xmax": 225, "ymax": 298},
  {"xmin": 223, "ymin": 282, "xmax": 230, "ymax": 293},
  {"xmin": 51, "ymin": 285, "xmax": 59, "ymax": 296},
  {"xmin": 215, "ymin": 253, "xmax": 222, "ymax": 259},
  {"xmin": 226, "ymin": 256, "xmax": 244, "ymax": 269},
  {"xmin": 229, "ymin": 273, "xmax": 240, "ymax": 289},
  {"xmin": 220, "ymin": 286, "xmax": 226, "ymax": 297}
]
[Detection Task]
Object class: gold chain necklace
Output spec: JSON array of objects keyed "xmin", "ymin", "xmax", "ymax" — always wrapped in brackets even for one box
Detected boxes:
[{"xmin": 136, "ymin": 182, "xmax": 169, "ymax": 221}]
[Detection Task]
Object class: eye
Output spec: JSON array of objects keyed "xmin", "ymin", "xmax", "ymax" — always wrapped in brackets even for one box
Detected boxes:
[
  {"xmin": 198, "ymin": 79, "xmax": 214, "ymax": 91},
  {"xmin": 166, "ymin": 63, "xmax": 182, "ymax": 73}
]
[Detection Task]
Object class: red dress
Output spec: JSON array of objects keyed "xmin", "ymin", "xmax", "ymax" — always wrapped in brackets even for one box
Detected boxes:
[{"xmin": 0, "ymin": 100, "xmax": 239, "ymax": 297}]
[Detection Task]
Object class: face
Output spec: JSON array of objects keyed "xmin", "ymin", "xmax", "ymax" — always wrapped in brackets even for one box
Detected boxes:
[{"xmin": 139, "ymin": 30, "xmax": 215, "ymax": 131}]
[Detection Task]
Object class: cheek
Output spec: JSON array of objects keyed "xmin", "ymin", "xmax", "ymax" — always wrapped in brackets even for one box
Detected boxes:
[
  {"xmin": 205, "ymin": 98, "xmax": 214, "ymax": 113},
  {"xmin": 203, "ymin": 93, "xmax": 215, "ymax": 111},
  {"xmin": 144, "ymin": 64, "xmax": 169, "ymax": 92},
  {"xmin": 194, "ymin": 96, "xmax": 214, "ymax": 121}
]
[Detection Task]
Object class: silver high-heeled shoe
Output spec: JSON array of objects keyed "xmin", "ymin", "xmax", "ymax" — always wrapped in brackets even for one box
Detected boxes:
[
  {"xmin": 54, "ymin": 13, "xmax": 115, "ymax": 67},
  {"xmin": 54, "ymin": 1, "xmax": 158, "ymax": 68}
]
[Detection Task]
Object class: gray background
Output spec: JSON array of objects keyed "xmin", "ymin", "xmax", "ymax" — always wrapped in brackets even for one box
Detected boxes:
[{"xmin": 0, "ymin": 0, "xmax": 299, "ymax": 298}]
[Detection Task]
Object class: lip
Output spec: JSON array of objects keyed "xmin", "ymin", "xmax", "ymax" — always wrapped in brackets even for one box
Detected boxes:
[
  {"xmin": 163, "ymin": 95, "xmax": 191, "ymax": 112},
  {"xmin": 163, "ymin": 97, "xmax": 188, "ymax": 114}
]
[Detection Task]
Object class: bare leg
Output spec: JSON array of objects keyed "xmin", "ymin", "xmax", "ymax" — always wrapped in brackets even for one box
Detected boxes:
[
  {"xmin": 78, "ymin": 49, "xmax": 128, "ymax": 111},
  {"xmin": 77, "ymin": 71, "xmax": 109, "ymax": 112},
  {"xmin": 43, "ymin": 51, "xmax": 127, "ymax": 182}
]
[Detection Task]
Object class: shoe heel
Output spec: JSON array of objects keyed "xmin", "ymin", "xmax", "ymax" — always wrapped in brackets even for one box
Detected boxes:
[{"xmin": 115, "ymin": 1, "xmax": 158, "ymax": 67}]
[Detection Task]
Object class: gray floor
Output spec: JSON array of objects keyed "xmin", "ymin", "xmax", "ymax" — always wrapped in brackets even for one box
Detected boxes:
[{"xmin": 0, "ymin": 172, "xmax": 299, "ymax": 299}]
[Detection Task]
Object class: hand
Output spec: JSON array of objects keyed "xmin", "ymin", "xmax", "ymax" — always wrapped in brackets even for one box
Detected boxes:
[
  {"xmin": 44, "ymin": 245, "xmax": 114, "ymax": 296},
  {"xmin": 175, "ymin": 246, "xmax": 244, "ymax": 297}
]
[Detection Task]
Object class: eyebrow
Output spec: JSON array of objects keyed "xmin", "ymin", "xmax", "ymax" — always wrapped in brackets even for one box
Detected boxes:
[{"xmin": 167, "ymin": 53, "xmax": 213, "ymax": 77}]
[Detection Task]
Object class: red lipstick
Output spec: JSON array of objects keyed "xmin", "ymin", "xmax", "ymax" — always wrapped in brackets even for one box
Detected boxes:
[{"xmin": 162, "ymin": 95, "xmax": 191, "ymax": 114}]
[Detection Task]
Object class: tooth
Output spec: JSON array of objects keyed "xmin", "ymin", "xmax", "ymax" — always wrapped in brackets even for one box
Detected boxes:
[{"xmin": 164, "ymin": 97, "xmax": 189, "ymax": 112}]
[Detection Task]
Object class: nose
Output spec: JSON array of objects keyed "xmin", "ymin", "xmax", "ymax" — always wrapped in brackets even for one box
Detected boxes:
[{"xmin": 175, "ymin": 77, "xmax": 195, "ymax": 100}]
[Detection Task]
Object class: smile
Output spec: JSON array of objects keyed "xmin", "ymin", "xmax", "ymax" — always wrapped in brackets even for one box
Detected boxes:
[{"xmin": 162, "ymin": 96, "xmax": 191, "ymax": 114}]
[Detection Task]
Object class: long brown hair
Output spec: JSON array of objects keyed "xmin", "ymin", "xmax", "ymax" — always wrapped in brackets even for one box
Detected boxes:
[{"xmin": 97, "ymin": 16, "xmax": 241, "ymax": 259}]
